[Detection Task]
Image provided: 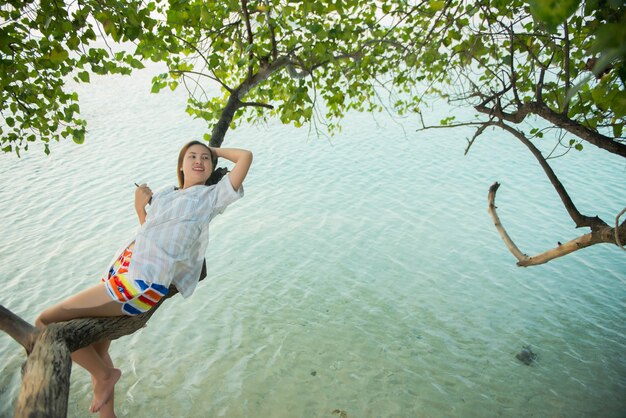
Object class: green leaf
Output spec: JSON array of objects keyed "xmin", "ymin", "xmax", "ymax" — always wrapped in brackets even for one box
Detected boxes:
[
  {"xmin": 430, "ymin": 1, "xmax": 446, "ymax": 11},
  {"xmin": 49, "ymin": 45, "xmax": 69, "ymax": 65},
  {"xmin": 129, "ymin": 58, "xmax": 145, "ymax": 69},
  {"xmin": 610, "ymin": 91, "xmax": 626, "ymax": 118},
  {"xmin": 77, "ymin": 71, "xmax": 90, "ymax": 83},
  {"xmin": 151, "ymin": 82, "xmax": 163, "ymax": 94},
  {"xmin": 528, "ymin": 0, "xmax": 580, "ymax": 29},
  {"xmin": 72, "ymin": 128, "xmax": 85, "ymax": 144}
]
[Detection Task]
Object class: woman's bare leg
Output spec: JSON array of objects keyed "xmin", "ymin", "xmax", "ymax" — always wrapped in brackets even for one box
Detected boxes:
[
  {"xmin": 36, "ymin": 283, "xmax": 124, "ymax": 413},
  {"xmin": 93, "ymin": 340, "xmax": 116, "ymax": 418}
]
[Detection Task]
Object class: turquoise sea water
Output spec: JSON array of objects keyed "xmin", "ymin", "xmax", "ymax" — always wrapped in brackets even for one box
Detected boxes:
[{"xmin": 1, "ymin": 62, "xmax": 625, "ymax": 418}]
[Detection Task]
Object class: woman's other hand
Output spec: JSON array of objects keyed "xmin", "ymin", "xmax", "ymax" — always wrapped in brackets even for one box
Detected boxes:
[{"xmin": 134, "ymin": 183, "xmax": 152, "ymax": 225}]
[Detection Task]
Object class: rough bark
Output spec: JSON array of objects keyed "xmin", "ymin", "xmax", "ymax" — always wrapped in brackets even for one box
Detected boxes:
[
  {"xmin": 2, "ymin": 299, "xmax": 163, "ymax": 417},
  {"xmin": 1, "ymin": 263, "xmax": 205, "ymax": 417},
  {"xmin": 16, "ymin": 327, "xmax": 72, "ymax": 418},
  {"xmin": 209, "ymin": 56, "xmax": 290, "ymax": 148}
]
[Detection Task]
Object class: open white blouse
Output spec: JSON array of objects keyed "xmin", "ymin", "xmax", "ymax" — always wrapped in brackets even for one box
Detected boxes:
[{"xmin": 103, "ymin": 174, "xmax": 243, "ymax": 298}]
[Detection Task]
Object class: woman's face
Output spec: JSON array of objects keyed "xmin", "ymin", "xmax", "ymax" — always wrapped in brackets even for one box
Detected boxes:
[{"xmin": 181, "ymin": 144, "xmax": 214, "ymax": 188}]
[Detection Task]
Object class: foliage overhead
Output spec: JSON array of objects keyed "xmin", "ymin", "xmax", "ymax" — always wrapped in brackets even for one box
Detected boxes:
[
  {"xmin": 0, "ymin": 0, "xmax": 157, "ymax": 155},
  {"xmin": 404, "ymin": 0, "xmax": 626, "ymax": 158},
  {"xmin": 139, "ymin": 0, "xmax": 425, "ymax": 147},
  {"xmin": 1, "ymin": 0, "xmax": 624, "ymax": 158}
]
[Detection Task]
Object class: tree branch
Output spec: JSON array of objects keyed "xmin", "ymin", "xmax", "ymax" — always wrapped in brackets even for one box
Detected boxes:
[
  {"xmin": 240, "ymin": 0, "xmax": 255, "ymax": 79},
  {"xmin": 169, "ymin": 33, "xmax": 234, "ymax": 94},
  {"xmin": 493, "ymin": 120, "xmax": 607, "ymax": 228},
  {"xmin": 487, "ymin": 182, "xmax": 531, "ymax": 264},
  {"xmin": 465, "ymin": 121, "xmax": 495, "ymax": 155},
  {"xmin": 2, "ymin": 260, "xmax": 206, "ymax": 416},
  {"xmin": 170, "ymin": 70, "xmax": 233, "ymax": 93},
  {"xmin": 0, "ymin": 305, "xmax": 38, "ymax": 355},
  {"xmin": 617, "ymin": 207, "xmax": 626, "ymax": 251},
  {"xmin": 563, "ymin": 22, "xmax": 571, "ymax": 115},
  {"xmin": 240, "ymin": 100, "xmax": 273, "ymax": 109},
  {"xmin": 475, "ymin": 101, "xmax": 626, "ymax": 158},
  {"xmin": 262, "ymin": 0, "xmax": 277, "ymax": 60},
  {"xmin": 487, "ymin": 182, "xmax": 622, "ymax": 267}
]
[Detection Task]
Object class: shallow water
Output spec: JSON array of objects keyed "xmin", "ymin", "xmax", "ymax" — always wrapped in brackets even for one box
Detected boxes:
[{"xmin": 1, "ymin": 62, "xmax": 625, "ymax": 418}]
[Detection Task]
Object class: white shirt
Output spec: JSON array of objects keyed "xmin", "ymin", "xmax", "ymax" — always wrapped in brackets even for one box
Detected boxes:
[{"xmin": 104, "ymin": 174, "xmax": 243, "ymax": 298}]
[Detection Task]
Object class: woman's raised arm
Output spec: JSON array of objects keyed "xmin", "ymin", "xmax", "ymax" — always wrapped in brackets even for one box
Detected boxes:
[{"xmin": 212, "ymin": 148, "xmax": 253, "ymax": 191}]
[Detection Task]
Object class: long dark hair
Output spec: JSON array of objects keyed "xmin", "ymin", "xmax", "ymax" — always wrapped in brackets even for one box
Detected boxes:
[{"xmin": 177, "ymin": 140, "xmax": 228, "ymax": 188}]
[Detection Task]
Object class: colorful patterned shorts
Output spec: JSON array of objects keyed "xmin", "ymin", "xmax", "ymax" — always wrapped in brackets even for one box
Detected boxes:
[{"xmin": 102, "ymin": 242, "xmax": 169, "ymax": 316}]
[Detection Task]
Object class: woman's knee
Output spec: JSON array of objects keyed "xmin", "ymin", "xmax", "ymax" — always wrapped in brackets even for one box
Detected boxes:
[
  {"xmin": 35, "ymin": 307, "xmax": 64, "ymax": 328},
  {"xmin": 35, "ymin": 307, "xmax": 58, "ymax": 328},
  {"xmin": 34, "ymin": 314, "xmax": 46, "ymax": 329}
]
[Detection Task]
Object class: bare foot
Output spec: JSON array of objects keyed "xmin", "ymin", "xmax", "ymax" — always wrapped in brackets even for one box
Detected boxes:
[
  {"xmin": 89, "ymin": 368, "xmax": 121, "ymax": 413},
  {"xmin": 91, "ymin": 376, "xmax": 117, "ymax": 418}
]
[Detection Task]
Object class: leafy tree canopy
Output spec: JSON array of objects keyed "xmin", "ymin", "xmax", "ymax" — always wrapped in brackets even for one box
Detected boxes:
[
  {"xmin": 403, "ymin": 0, "xmax": 626, "ymax": 158},
  {"xmin": 0, "ymin": 0, "xmax": 155, "ymax": 155},
  {"xmin": 1, "ymin": 0, "xmax": 623, "ymax": 157},
  {"xmin": 138, "ymin": 0, "xmax": 425, "ymax": 147}
]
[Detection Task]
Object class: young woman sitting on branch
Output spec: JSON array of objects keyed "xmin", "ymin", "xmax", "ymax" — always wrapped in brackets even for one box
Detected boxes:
[{"xmin": 35, "ymin": 141, "xmax": 252, "ymax": 415}]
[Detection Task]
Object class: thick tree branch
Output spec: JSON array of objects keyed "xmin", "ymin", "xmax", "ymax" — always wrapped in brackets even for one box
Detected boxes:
[
  {"xmin": 487, "ymin": 182, "xmax": 530, "ymax": 264},
  {"xmin": 0, "ymin": 305, "xmax": 38, "ymax": 355},
  {"xmin": 476, "ymin": 101, "xmax": 626, "ymax": 158},
  {"xmin": 2, "ymin": 246, "xmax": 207, "ymax": 416},
  {"xmin": 493, "ymin": 120, "xmax": 607, "ymax": 228},
  {"xmin": 210, "ymin": 55, "xmax": 292, "ymax": 147},
  {"xmin": 1, "ymin": 301, "xmax": 163, "ymax": 417},
  {"xmin": 487, "ymin": 182, "xmax": 625, "ymax": 267}
]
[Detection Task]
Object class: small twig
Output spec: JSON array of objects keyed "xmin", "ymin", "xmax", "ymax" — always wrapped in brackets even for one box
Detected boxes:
[
  {"xmin": 263, "ymin": 0, "xmax": 278, "ymax": 60},
  {"xmin": 239, "ymin": 100, "xmax": 273, "ymax": 109},
  {"xmin": 465, "ymin": 121, "xmax": 494, "ymax": 155},
  {"xmin": 241, "ymin": 0, "xmax": 255, "ymax": 78},
  {"xmin": 563, "ymin": 22, "xmax": 571, "ymax": 115}
]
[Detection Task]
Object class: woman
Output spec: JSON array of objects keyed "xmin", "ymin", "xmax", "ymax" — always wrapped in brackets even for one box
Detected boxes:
[{"xmin": 35, "ymin": 141, "xmax": 252, "ymax": 415}]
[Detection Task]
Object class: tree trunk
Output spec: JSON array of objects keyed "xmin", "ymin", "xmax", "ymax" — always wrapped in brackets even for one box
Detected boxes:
[
  {"xmin": 1, "ymin": 273, "xmax": 196, "ymax": 416},
  {"xmin": 16, "ymin": 327, "xmax": 72, "ymax": 417}
]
